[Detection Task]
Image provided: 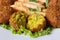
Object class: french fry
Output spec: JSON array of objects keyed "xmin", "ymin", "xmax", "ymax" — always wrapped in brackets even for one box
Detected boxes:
[
  {"xmin": 36, "ymin": 0, "xmax": 46, "ymax": 3},
  {"xmin": 11, "ymin": 1, "xmax": 46, "ymax": 15},
  {"xmin": 18, "ymin": 0, "xmax": 29, "ymax": 2},
  {"xmin": 11, "ymin": 1, "xmax": 31, "ymax": 15}
]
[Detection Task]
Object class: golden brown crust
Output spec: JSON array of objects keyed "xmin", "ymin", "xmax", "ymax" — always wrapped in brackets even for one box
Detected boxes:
[
  {"xmin": 46, "ymin": 6, "xmax": 60, "ymax": 27},
  {"xmin": 0, "ymin": 0, "xmax": 16, "ymax": 24},
  {"xmin": 0, "ymin": 6, "xmax": 13, "ymax": 23},
  {"xmin": 0, "ymin": 0, "xmax": 17, "ymax": 6},
  {"xmin": 49, "ymin": 0, "xmax": 60, "ymax": 7},
  {"xmin": 0, "ymin": 0, "xmax": 15, "ymax": 24},
  {"xmin": 46, "ymin": 0, "xmax": 60, "ymax": 27},
  {"xmin": 9, "ymin": 17, "xmax": 19, "ymax": 31}
]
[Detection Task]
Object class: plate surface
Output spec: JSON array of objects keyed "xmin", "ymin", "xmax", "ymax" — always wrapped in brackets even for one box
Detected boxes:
[{"xmin": 0, "ymin": 27, "xmax": 60, "ymax": 40}]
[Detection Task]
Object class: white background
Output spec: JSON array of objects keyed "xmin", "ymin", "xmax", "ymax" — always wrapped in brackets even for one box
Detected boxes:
[{"xmin": 0, "ymin": 27, "xmax": 60, "ymax": 40}]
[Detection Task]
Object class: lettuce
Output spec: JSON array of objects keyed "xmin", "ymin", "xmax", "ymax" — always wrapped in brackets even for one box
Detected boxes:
[{"xmin": 0, "ymin": 24, "xmax": 53, "ymax": 38}]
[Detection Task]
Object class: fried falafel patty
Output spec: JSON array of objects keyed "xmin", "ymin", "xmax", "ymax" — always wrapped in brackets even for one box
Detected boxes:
[
  {"xmin": 0, "ymin": 6, "xmax": 13, "ymax": 23},
  {"xmin": 46, "ymin": 6, "xmax": 60, "ymax": 28},
  {"xmin": 0, "ymin": 0, "xmax": 16, "ymax": 23},
  {"xmin": 0, "ymin": 0, "xmax": 16, "ymax": 6},
  {"xmin": 9, "ymin": 12, "xmax": 27, "ymax": 31},
  {"xmin": 49, "ymin": 0, "xmax": 60, "ymax": 7},
  {"xmin": 46, "ymin": 0, "xmax": 60, "ymax": 27},
  {"xmin": 27, "ymin": 13, "xmax": 46, "ymax": 32}
]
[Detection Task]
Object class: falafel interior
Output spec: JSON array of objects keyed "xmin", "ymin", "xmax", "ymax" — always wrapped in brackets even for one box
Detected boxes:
[
  {"xmin": 27, "ymin": 13, "xmax": 46, "ymax": 32},
  {"xmin": 9, "ymin": 12, "xmax": 27, "ymax": 31}
]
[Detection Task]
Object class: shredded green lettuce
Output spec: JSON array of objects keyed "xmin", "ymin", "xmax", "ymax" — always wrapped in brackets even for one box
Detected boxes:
[
  {"xmin": 46, "ymin": 0, "xmax": 49, "ymax": 8},
  {"xmin": 0, "ymin": 24, "xmax": 53, "ymax": 38},
  {"xmin": 0, "ymin": 24, "xmax": 11, "ymax": 30}
]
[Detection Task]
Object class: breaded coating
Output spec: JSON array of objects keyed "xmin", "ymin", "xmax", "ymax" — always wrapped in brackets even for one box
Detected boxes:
[
  {"xmin": 0, "ymin": 0, "xmax": 16, "ymax": 6},
  {"xmin": 46, "ymin": 0, "xmax": 60, "ymax": 27},
  {"xmin": 0, "ymin": 0, "xmax": 15, "ymax": 23},
  {"xmin": 0, "ymin": 6, "xmax": 13, "ymax": 23}
]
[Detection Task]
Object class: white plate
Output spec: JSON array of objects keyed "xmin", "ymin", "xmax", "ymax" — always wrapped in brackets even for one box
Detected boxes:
[{"xmin": 0, "ymin": 27, "xmax": 60, "ymax": 40}]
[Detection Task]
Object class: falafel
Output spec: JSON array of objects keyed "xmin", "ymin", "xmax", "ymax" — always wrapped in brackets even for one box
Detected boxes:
[
  {"xmin": 0, "ymin": 0, "xmax": 16, "ymax": 23},
  {"xmin": 0, "ymin": 6, "xmax": 13, "ymax": 23},
  {"xmin": 9, "ymin": 12, "xmax": 27, "ymax": 31},
  {"xmin": 46, "ymin": 0, "xmax": 60, "ymax": 27},
  {"xmin": 27, "ymin": 13, "xmax": 46, "ymax": 32},
  {"xmin": 0, "ymin": 0, "xmax": 16, "ymax": 6}
]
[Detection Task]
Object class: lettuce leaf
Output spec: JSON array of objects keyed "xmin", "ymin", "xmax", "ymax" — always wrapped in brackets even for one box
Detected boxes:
[{"xmin": 0, "ymin": 24, "xmax": 53, "ymax": 38}]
